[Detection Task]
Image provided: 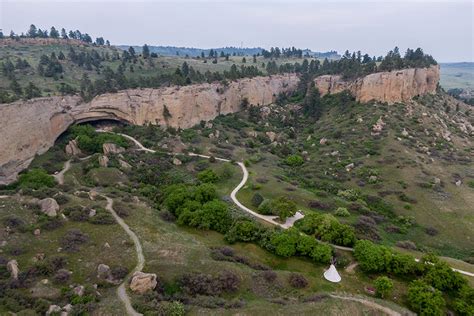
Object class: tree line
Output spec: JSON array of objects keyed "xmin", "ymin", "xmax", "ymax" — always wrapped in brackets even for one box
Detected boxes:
[{"xmin": 0, "ymin": 24, "xmax": 109, "ymax": 46}]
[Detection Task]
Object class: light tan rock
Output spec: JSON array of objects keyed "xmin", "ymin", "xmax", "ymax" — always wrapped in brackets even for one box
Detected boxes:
[
  {"xmin": 38, "ymin": 198, "xmax": 59, "ymax": 217},
  {"xmin": 98, "ymin": 155, "xmax": 109, "ymax": 167},
  {"xmin": 319, "ymin": 137, "xmax": 328, "ymax": 145},
  {"xmin": 7, "ymin": 259, "xmax": 19, "ymax": 279},
  {"xmin": 46, "ymin": 305, "xmax": 62, "ymax": 316},
  {"xmin": 172, "ymin": 158, "xmax": 182, "ymax": 166},
  {"xmin": 119, "ymin": 159, "xmax": 132, "ymax": 170},
  {"xmin": 97, "ymin": 263, "xmax": 111, "ymax": 280},
  {"xmin": 103, "ymin": 143, "xmax": 125, "ymax": 155},
  {"xmin": 130, "ymin": 271, "xmax": 157, "ymax": 294},
  {"xmin": 65, "ymin": 139, "xmax": 82, "ymax": 156},
  {"xmin": 266, "ymin": 131, "xmax": 277, "ymax": 142},
  {"xmin": 314, "ymin": 65, "xmax": 439, "ymax": 104}
]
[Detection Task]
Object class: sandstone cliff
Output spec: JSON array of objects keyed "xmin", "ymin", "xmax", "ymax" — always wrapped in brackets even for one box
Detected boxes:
[
  {"xmin": 314, "ymin": 65, "xmax": 439, "ymax": 104},
  {"xmin": 0, "ymin": 66, "xmax": 440, "ymax": 184},
  {"xmin": 0, "ymin": 74, "xmax": 298, "ymax": 184}
]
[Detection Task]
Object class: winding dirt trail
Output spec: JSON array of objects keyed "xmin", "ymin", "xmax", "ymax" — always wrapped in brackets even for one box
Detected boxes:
[
  {"xmin": 53, "ymin": 160, "xmax": 71, "ymax": 185},
  {"xmin": 328, "ymin": 294, "xmax": 411, "ymax": 316},
  {"xmin": 104, "ymin": 196, "xmax": 144, "ymax": 316},
  {"xmin": 115, "ymin": 132, "xmax": 474, "ymax": 278}
]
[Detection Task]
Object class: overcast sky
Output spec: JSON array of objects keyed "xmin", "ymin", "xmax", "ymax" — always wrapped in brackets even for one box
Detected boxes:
[{"xmin": 0, "ymin": 0, "xmax": 472, "ymax": 62}]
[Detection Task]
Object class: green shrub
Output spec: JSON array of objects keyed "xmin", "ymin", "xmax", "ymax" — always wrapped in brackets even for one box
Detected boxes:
[
  {"xmin": 407, "ymin": 280, "xmax": 445, "ymax": 316},
  {"xmin": 197, "ymin": 169, "xmax": 219, "ymax": 183},
  {"xmin": 374, "ymin": 276, "xmax": 393, "ymax": 298},
  {"xmin": 17, "ymin": 169, "xmax": 55, "ymax": 190},
  {"xmin": 335, "ymin": 207, "xmax": 350, "ymax": 217},
  {"xmin": 285, "ymin": 154, "xmax": 304, "ymax": 167},
  {"xmin": 225, "ymin": 219, "xmax": 262, "ymax": 244},
  {"xmin": 251, "ymin": 193, "xmax": 264, "ymax": 207}
]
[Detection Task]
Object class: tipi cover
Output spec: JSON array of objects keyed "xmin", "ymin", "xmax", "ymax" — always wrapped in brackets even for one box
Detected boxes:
[{"xmin": 323, "ymin": 264, "xmax": 341, "ymax": 283}]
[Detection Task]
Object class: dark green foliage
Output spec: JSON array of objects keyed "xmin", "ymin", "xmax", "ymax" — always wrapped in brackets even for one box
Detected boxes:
[
  {"xmin": 453, "ymin": 285, "xmax": 474, "ymax": 316},
  {"xmin": 60, "ymin": 229, "xmax": 89, "ymax": 252},
  {"xmin": 69, "ymin": 124, "xmax": 128, "ymax": 154},
  {"xmin": 225, "ymin": 219, "xmax": 262, "ymax": 243},
  {"xmin": 251, "ymin": 192, "xmax": 264, "ymax": 207},
  {"xmin": 407, "ymin": 280, "xmax": 445, "ymax": 316},
  {"xmin": 295, "ymin": 213, "xmax": 356, "ymax": 247},
  {"xmin": 17, "ymin": 169, "xmax": 55, "ymax": 190},
  {"xmin": 285, "ymin": 154, "xmax": 304, "ymax": 167},
  {"xmin": 197, "ymin": 169, "xmax": 219, "ymax": 183},
  {"xmin": 178, "ymin": 271, "xmax": 240, "ymax": 296},
  {"xmin": 258, "ymin": 196, "xmax": 297, "ymax": 220},
  {"xmin": 374, "ymin": 276, "xmax": 393, "ymax": 298}
]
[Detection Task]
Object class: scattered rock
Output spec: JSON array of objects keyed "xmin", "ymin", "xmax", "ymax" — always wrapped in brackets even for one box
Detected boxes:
[
  {"xmin": 65, "ymin": 139, "xmax": 82, "ymax": 156},
  {"xmin": 104, "ymin": 242, "xmax": 110, "ymax": 248},
  {"xmin": 306, "ymin": 135, "xmax": 312, "ymax": 141},
  {"xmin": 345, "ymin": 163, "xmax": 354, "ymax": 172},
  {"xmin": 401, "ymin": 128, "xmax": 409, "ymax": 137},
  {"xmin": 319, "ymin": 137, "xmax": 328, "ymax": 145},
  {"xmin": 248, "ymin": 131, "xmax": 258, "ymax": 138},
  {"xmin": 371, "ymin": 117, "xmax": 385, "ymax": 135},
  {"xmin": 357, "ymin": 117, "xmax": 363, "ymax": 123},
  {"xmin": 46, "ymin": 305, "xmax": 61, "ymax": 316},
  {"xmin": 261, "ymin": 106, "xmax": 271, "ymax": 118},
  {"xmin": 89, "ymin": 209, "xmax": 96, "ymax": 217},
  {"xmin": 88, "ymin": 189, "xmax": 98, "ymax": 201},
  {"xmin": 204, "ymin": 121, "xmax": 213, "ymax": 129},
  {"xmin": 103, "ymin": 143, "xmax": 125, "ymax": 155},
  {"xmin": 7, "ymin": 260, "xmax": 19, "ymax": 279},
  {"xmin": 97, "ymin": 263, "xmax": 111, "ymax": 279},
  {"xmin": 73, "ymin": 285, "xmax": 85, "ymax": 297},
  {"xmin": 119, "ymin": 159, "xmax": 132, "ymax": 170},
  {"xmin": 38, "ymin": 198, "xmax": 59, "ymax": 217},
  {"xmin": 130, "ymin": 271, "xmax": 157, "ymax": 294},
  {"xmin": 41, "ymin": 279, "xmax": 49, "ymax": 284},
  {"xmin": 330, "ymin": 151, "xmax": 339, "ymax": 156},
  {"xmin": 98, "ymin": 155, "xmax": 109, "ymax": 168},
  {"xmin": 434, "ymin": 177, "xmax": 441, "ymax": 185},
  {"xmin": 34, "ymin": 228, "xmax": 41, "ymax": 236},
  {"xmin": 172, "ymin": 157, "xmax": 182, "ymax": 166},
  {"xmin": 455, "ymin": 180, "xmax": 462, "ymax": 187},
  {"xmin": 34, "ymin": 253, "xmax": 45, "ymax": 261},
  {"xmin": 266, "ymin": 131, "xmax": 277, "ymax": 142},
  {"xmin": 369, "ymin": 175, "xmax": 378, "ymax": 183}
]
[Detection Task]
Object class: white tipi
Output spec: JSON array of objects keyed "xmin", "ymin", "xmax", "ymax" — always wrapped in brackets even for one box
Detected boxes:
[{"xmin": 323, "ymin": 260, "xmax": 341, "ymax": 283}]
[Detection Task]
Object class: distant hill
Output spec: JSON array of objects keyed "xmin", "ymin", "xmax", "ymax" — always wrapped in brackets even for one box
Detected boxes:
[
  {"xmin": 440, "ymin": 62, "xmax": 474, "ymax": 90},
  {"xmin": 117, "ymin": 45, "xmax": 341, "ymax": 59}
]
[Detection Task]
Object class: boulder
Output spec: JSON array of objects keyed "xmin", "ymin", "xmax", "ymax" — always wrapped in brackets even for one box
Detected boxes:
[
  {"xmin": 248, "ymin": 131, "xmax": 258, "ymax": 138},
  {"xmin": 38, "ymin": 198, "xmax": 59, "ymax": 217},
  {"xmin": 103, "ymin": 143, "xmax": 125, "ymax": 155},
  {"xmin": 73, "ymin": 285, "xmax": 85, "ymax": 297},
  {"xmin": 172, "ymin": 158, "xmax": 182, "ymax": 166},
  {"xmin": 7, "ymin": 259, "xmax": 19, "ymax": 279},
  {"xmin": 401, "ymin": 128, "xmax": 409, "ymax": 137},
  {"xmin": 34, "ymin": 228, "xmax": 41, "ymax": 236},
  {"xmin": 204, "ymin": 121, "xmax": 213, "ymax": 129},
  {"xmin": 89, "ymin": 189, "xmax": 98, "ymax": 200},
  {"xmin": 345, "ymin": 163, "xmax": 354, "ymax": 172},
  {"xmin": 97, "ymin": 263, "xmax": 111, "ymax": 280},
  {"xmin": 46, "ymin": 305, "xmax": 61, "ymax": 316},
  {"xmin": 266, "ymin": 131, "xmax": 277, "ymax": 142},
  {"xmin": 119, "ymin": 159, "xmax": 132, "ymax": 170},
  {"xmin": 455, "ymin": 180, "xmax": 462, "ymax": 187},
  {"xmin": 371, "ymin": 117, "xmax": 385, "ymax": 135},
  {"xmin": 89, "ymin": 209, "xmax": 96, "ymax": 217},
  {"xmin": 98, "ymin": 155, "xmax": 109, "ymax": 167},
  {"xmin": 130, "ymin": 271, "xmax": 157, "ymax": 294},
  {"xmin": 319, "ymin": 138, "xmax": 328, "ymax": 145},
  {"xmin": 65, "ymin": 139, "xmax": 82, "ymax": 156}
]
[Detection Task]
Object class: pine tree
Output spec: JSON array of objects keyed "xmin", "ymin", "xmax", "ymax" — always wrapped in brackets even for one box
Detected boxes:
[
  {"xmin": 61, "ymin": 28, "xmax": 68, "ymax": 39},
  {"xmin": 142, "ymin": 44, "xmax": 150, "ymax": 59},
  {"xmin": 50, "ymin": 26, "xmax": 59, "ymax": 38}
]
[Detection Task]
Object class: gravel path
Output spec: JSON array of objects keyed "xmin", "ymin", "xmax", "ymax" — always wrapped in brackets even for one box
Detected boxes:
[
  {"xmin": 53, "ymin": 160, "xmax": 71, "ymax": 185},
  {"xmin": 104, "ymin": 196, "xmax": 144, "ymax": 316}
]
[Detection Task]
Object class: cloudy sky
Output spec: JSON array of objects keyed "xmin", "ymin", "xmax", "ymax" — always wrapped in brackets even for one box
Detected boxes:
[{"xmin": 0, "ymin": 0, "xmax": 472, "ymax": 62}]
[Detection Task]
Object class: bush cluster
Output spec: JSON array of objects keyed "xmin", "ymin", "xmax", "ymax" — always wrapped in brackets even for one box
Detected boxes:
[{"xmin": 295, "ymin": 213, "xmax": 356, "ymax": 246}]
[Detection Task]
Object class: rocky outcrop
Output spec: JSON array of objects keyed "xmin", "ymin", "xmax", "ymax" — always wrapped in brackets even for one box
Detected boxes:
[
  {"xmin": 314, "ymin": 65, "xmax": 439, "ymax": 104},
  {"xmin": 0, "ymin": 75, "xmax": 298, "ymax": 184},
  {"xmin": 7, "ymin": 260, "xmax": 19, "ymax": 279},
  {"xmin": 65, "ymin": 139, "xmax": 82, "ymax": 156},
  {"xmin": 0, "ymin": 67, "xmax": 439, "ymax": 184},
  {"xmin": 103, "ymin": 143, "xmax": 125, "ymax": 155},
  {"xmin": 38, "ymin": 198, "xmax": 59, "ymax": 217},
  {"xmin": 129, "ymin": 271, "xmax": 157, "ymax": 294}
]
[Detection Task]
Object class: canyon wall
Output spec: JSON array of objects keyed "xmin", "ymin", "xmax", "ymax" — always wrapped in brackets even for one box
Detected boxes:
[
  {"xmin": 314, "ymin": 65, "xmax": 439, "ymax": 104},
  {"xmin": 0, "ymin": 74, "xmax": 298, "ymax": 184},
  {"xmin": 0, "ymin": 66, "xmax": 440, "ymax": 184}
]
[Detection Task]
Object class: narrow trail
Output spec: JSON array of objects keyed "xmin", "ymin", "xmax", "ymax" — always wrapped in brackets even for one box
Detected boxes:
[
  {"xmin": 104, "ymin": 196, "xmax": 144, "ymax": 316},
  {"xmin": 53, "ymin": 160, "xmax": 71, "ymax": 185},
  {"xmin": 328, "ymin": 294, "xmax": 411, "ymax": 316},
  {"xmin": 114, "ymin": 131, "xmax": 474, "ymax": 278}
]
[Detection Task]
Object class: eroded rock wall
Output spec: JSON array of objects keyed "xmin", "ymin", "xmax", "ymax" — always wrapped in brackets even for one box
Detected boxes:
[
  {"xmin": 314, "ymin": 65, "xmax": 439, "ymax": 103},
  {"xmin": 0, "ymin": 74, "xmax": 298, "ymax": 184}
]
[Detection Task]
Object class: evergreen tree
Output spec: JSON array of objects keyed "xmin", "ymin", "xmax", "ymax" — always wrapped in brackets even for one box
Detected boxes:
[
  {"xmin": 24, "ymin": 82, "xmax": 41, "ymax": 99},
  {"xmin": 303, "ymin": 82, "xmax": 322, "ymax": 119},
  {"xmin": 10, "ymin": 78, "xmax": 22, "ymax": 96},
  {"xmin": 27, "ymin": 24, "xmax": 37, "ymax": 37},
  {"xmin": 142, "ymin": 44, "xmax": 150, "ymax": 58},
  {"xmin": 50, "ymin": 26, "xmax": 59, "ymax": 38},
  {"xmin": 61, "ymin": 28, "xmax": 68, "ymax": 39}
]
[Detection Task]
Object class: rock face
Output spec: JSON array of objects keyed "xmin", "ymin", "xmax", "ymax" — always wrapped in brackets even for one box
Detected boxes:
[
  {"xmin": 314, "ymin": 65, "xmax": 439, "ymax": 104},
  {"xmin": 129, "ymin": 271, "xmax": 157, "ymax": 294},
  {"xmin": 7, "ymin": 259, "xmax": 19, "ymax": 279},
  {"xmin": 0, "ymin": 68, "xmax": 438, "ymax": 184},
  {"xmin": 65, "ymin": 139, "xmax": 82, "ymax": 156},
  {"xmin": 103, "ymin": 143, "xmax": 125, "ymax": 155},
  {"xmin": 38, "ymin": 198, "xmax": 59, "ymax": 217}
]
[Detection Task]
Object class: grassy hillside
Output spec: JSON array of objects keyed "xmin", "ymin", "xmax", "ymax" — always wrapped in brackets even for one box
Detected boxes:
[{"xmin": 440, "ymin": 62, "xmax": 474, "ymax": 91}]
